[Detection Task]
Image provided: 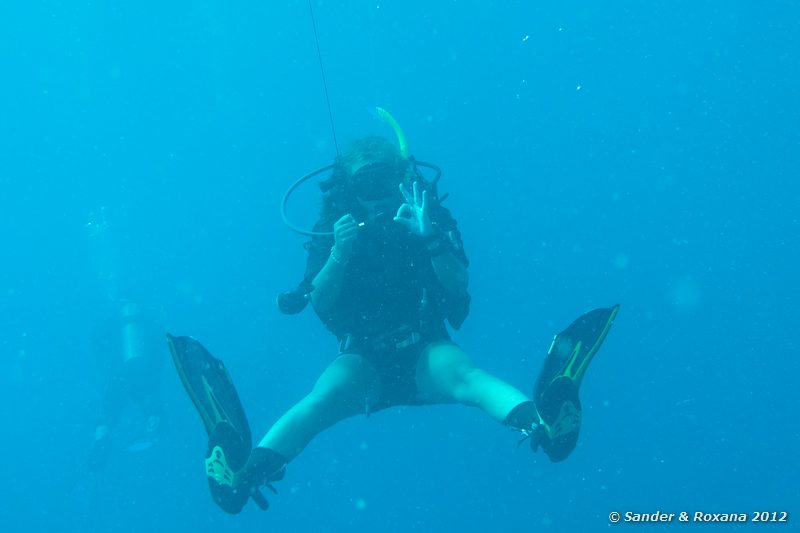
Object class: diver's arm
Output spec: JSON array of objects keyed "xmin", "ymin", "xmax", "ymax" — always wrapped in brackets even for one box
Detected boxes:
[
  {"xmin": 430, "ymin": 241, "xmax": 471, "ymax": 328},
  {"xmin": 310, "ymin": 250, "xmax": 347, "ymax": 313},
  {"xmin": 310, "ymin": 215, "xmax": 358, "ymax": 314},
  {"xmin": 430, "ymin": 247, "xmax": 469, "ymax": 300}
]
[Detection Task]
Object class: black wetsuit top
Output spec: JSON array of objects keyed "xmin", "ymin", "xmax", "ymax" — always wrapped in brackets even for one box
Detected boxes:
[{"xmin": 304, "ymin": 204, "xmax": 470, "ymax": 342}]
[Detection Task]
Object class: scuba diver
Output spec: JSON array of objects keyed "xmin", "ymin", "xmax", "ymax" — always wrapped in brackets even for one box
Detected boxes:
[
  {"xmin": 71, "ymin": 207, "xmax": 167, "ymax": 511},
  {"xmin": 81, "ymin": 209, "xmax": 167, "ymax": 478},
  {"xmin": 169, "ymin": 110, "xmax": 619, "ymax": 514},
  {"xmin": 87, "ymin": 300, "xmax": 166, "ymax": 473}
]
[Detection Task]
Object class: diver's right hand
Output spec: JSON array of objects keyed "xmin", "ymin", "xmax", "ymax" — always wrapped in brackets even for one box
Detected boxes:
[{"xmin": 332, "ymin": 214, "xmax": 359, "ymax": 263}]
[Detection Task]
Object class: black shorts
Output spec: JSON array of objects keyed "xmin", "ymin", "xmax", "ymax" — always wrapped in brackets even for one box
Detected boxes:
[{"xmin": 339, "ymin": 328, "xmax": 449, "ymax": 412}]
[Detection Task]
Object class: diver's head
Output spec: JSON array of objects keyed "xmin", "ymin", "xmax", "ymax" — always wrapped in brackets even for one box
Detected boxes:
[{"xmin": 336, "ymin": 136, "xmax": 410, "ymax": 202}]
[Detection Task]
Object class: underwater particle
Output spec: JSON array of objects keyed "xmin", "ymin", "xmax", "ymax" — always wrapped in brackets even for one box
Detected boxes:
[
  {"xmin": 613, "ymin": 253, "xmax": 630, "ymax": 270},
  {"xmin": 576, "ymin": 85, "xmax": 582, "ymax": 91},
  {"xmin": 355, "ymin": 498, "xmax": 367, "ymax": 510},
  {"xmin": 359, "ymin": 441, "xmax": 368, "ymax": 451},
  {"xmin": 522, "ymin": 35, "xmax": 530, "ymax": 42}
]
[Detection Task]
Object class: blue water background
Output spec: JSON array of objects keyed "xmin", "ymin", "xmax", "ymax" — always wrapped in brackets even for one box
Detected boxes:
[{"xmin": 1, "ymin": 1, "xmax": 797, "ymax": 531}]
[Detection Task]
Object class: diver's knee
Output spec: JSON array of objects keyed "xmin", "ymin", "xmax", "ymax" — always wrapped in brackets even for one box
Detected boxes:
[
  {"xmin": 307, "ymin": 354, "xmax": 376, "ymax": 411},
  {"xmin": 463, "ymin": 366, "xmax": 488, "ymax": 386},
  {"xmin": 448, "ymin": 367, "xmax": 487, "ymax": 404},
  {"xmin": 303, "ymin": 383, "xmax": 363, "ymax": 419}
]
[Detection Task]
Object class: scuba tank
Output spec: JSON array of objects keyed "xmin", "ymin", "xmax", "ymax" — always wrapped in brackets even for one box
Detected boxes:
[{"xmin": 120, "ymin": 302, "xmax": 147, "ymax": 363}]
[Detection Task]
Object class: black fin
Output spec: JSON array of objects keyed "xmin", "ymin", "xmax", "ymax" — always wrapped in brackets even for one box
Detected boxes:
[{"xmin": 532, "ymin": 305, "xmax": 619, "ymax": 462}]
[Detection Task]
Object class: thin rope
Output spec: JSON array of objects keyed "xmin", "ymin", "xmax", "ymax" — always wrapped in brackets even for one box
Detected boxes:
[{"xmin": 308, "ymin": 0, "xmax": 339, "ymax": 157}]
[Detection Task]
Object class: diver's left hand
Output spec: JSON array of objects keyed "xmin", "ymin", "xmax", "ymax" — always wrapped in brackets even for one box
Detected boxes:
[{"xmin": 394, "ymin": 181, "xmax": 433, "ymax": 237}]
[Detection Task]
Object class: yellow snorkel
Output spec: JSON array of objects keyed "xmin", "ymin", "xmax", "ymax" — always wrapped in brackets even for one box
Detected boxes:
[{"xmin": 374, "ymin": 106, "xmax": 410, "ymax": 159}]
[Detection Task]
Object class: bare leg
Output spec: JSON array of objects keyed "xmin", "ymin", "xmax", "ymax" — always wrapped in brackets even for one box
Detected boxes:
[
  {"xmin": 258, "ymin": 353, "xmax": 380, "ymax": 461},
  {"xmin": 415, "ymin": 341, "xmax": 529, "ymax": 422}
]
